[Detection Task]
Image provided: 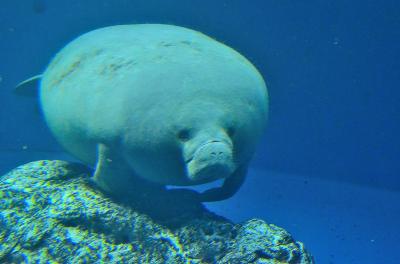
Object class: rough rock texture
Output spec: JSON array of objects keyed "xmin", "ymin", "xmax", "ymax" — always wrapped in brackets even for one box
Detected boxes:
[{"xmin": 0, "ymin": 160, "xmax": 314, "ymax": 263}]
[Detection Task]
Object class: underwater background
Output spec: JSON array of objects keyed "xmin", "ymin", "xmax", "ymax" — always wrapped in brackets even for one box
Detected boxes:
[{"xmin": 0, "ymin": 0, "xmax": 399, "ymax": 263}]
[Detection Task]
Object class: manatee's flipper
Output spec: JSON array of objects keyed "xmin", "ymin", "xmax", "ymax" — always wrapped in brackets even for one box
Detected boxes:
[
  {"xmin": 93, "ymin": 143, "xmax": 165, "ymax": 199},
  {"xmin": 14, "ymin": 74, "xmax": 42, "ymax": 97},
  {"xmin": 93, "ymin": 143, "xmax": 135, "ymax": 195},
  {"xmin": 199, "ymin": 165, "xmax": 247, "ymax": 202}
]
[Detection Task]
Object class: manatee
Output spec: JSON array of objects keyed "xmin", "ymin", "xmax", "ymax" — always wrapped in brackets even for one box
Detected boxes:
[{"xmin": 16, "ymin": 24, "xmax": 268, "ymax": 202}]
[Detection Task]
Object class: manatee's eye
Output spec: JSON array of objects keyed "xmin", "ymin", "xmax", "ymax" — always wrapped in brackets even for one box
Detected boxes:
[
  {"xmin": 226, "ymin": 126, "xmax": 236, "ymax": 137},
  {"xmin": 177, "ymin": 129, "xmax": 191, "ymax": 141}
]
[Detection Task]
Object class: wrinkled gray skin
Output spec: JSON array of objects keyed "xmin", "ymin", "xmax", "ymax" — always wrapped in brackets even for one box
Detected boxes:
[{"xmin": 29, "ymin": 24, "xmax": 268, "ymax": 201}]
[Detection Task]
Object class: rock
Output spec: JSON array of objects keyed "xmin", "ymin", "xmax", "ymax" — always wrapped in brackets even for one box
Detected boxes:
[{"xmin": 0, "ymin": 160, "xmax": 314, "ymax": 263}]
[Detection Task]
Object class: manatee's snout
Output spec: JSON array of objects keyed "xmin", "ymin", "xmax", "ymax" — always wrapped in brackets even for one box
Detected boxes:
[{"xmin": 187, "ymin": 141, "xmax": 235, "ymax": 181}]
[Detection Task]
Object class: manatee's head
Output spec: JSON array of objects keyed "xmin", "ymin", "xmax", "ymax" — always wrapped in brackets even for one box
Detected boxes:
[
  {"xmin": 179, "ymin": 121, "xmax": 235, "ymax": 182},
  {"xmin": 170, "ymin": 94, "xmax": 268, "ymax": 185}
]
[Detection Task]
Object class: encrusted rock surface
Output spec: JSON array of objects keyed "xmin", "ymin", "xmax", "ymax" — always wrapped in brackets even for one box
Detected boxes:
[{"xmin": 0, "ymin": 160, "xmax": 314, "ymax": 263}]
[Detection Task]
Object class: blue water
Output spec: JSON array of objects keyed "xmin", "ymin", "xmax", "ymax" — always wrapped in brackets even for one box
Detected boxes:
[{"xmin": 1, "ymin": 1, "xmax": 399, "ymax": 263}]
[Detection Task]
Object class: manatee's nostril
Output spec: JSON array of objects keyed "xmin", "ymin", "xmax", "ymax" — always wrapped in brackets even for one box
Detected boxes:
[
  {"xmin": 210, "ymin": 151, "xmax": 225, "ymax": 157},
  {"xmin": 196, "ymin": 141, "xmax": 232, "ymax": 163}
]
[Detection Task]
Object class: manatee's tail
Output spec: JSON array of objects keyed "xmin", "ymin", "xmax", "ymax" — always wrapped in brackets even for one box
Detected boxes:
[{"xmin": 15, "ymin": 74, "xmax": 42, "ymax": 97}]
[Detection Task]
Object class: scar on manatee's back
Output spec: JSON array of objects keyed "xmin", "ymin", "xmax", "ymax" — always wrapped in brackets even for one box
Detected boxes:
[
  {"xmin": 99, "ymin": 57, "xmax": 136, "ymax": 76},
  {"xmin": 50, "ymin": 49, "xmax": 105, "ymax": 87},
  {"xmin": 158, "ymin": 40, "xmax": 203, "ymax": 52},
  {"xmin": 49, "ymin": 39, "xmax": 203, "ymax": 88}
]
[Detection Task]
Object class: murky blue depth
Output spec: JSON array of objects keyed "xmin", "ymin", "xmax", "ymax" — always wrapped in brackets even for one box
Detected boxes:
[{"xmin": 0, "ymin": 1, "xmax": 399, "ymax": 263}]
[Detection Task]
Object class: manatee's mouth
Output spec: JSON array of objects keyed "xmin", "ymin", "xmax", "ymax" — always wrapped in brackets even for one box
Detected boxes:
[{"xmin": 186, "ymin": 140, "xmax": 235, "ymax": 182}]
